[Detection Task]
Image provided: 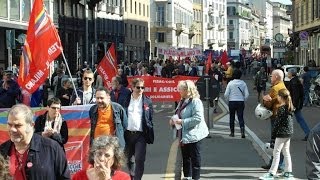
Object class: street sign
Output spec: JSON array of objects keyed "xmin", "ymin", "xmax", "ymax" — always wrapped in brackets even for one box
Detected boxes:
[
  {"xmin": 299, "ymin": 31, "xmax": 309, "ymax": 40},
  {"xmin": 300, "ymin": 40, "xmax": 308, "ymax": 48},
  {"xmin": 273, "ymin": 41, "xmax": 286, "ymax": 49}
]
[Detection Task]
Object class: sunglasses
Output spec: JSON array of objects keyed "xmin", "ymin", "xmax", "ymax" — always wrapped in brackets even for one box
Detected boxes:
[
  {"xmin": 136, "ymin": 86, "xmax": 145, "ymax": 90},
  {"xmin": 84, "ymin": 77, "xmax": 93, "ymax": 81}
]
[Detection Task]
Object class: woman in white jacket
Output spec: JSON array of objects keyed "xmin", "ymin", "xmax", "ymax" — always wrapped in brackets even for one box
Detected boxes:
[{"xmin": 224, "ymin": 68, "xmax": 249, "ymax": 138}]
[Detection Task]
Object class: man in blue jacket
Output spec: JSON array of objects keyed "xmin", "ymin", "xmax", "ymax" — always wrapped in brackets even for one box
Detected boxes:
[
  {"xmin": 110, "ymin": 76, "xmax": 131, "ymax": 110},
  {"xmin": 0, "ymin": 104, "xmax": 70, "ymax": 179},
  {"xmin": 89, "ymin": 87, "xmax": 128, "ymax": 148}
]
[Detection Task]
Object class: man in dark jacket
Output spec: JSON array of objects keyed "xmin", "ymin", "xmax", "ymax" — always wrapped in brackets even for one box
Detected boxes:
[
  {"xmin": 124, "ymin": 78, "xmax": 154, "ymax": 180},
  {"xmin": 0, "ymin": 71, "xmax": 20, "ymax": 108},
  {"xmin": 306, "ymin": 122, "xmax": 320, "ymax": 179},
  {"xmin": 287, "ymin": 68, "xmax": 310, "ymax": 140},
  {"xmin": 70, "ymin": 69, "xmax": 96, "ymax": 105},
  {"xmin": 34, "ymin": 97, "xmax": 68, "ymax": 150},
  {"xmin": 89, "ymin": 87, "xmax": 128, "ymax": 148},
  {"xmin": 110, "ymin": 76, "xmax": 131, "ymax": 110},
  {"xmin": 0, "ymin": 104, "xmax": 70, "ymax": 179}
]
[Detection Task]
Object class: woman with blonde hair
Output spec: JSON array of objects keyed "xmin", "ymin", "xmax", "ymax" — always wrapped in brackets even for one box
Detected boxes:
[
  {"xmin": 259, "ymin": 89, "xmax": 294, "ymax": 179},
  {"xmin": 169, "ymin": 80, "xmax": 209, "ymax": 180}
]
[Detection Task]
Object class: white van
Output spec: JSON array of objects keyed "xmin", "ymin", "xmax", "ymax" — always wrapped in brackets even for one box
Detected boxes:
[{"xmin": 282, "ymin": 65, "xmax": 304, "ymax": 82}]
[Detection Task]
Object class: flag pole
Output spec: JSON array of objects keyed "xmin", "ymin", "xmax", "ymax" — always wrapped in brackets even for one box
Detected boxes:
[{"xmin": 61, "ymin": 51, "xmax": 79, "ymax": 99}]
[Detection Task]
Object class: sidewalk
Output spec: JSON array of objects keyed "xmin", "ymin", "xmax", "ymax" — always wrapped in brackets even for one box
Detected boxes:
[
  {"xmin": 205, "ymin": 98, "xmax": 305, "ymax": 180},
  {"xmin": 201, "ymin": 103, "xmax": 266, "ymax": 179}
]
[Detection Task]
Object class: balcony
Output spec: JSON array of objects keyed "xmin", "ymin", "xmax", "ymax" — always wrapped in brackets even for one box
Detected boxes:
[
  {"xmin": 153, "ymin": 21, "xmax": 173, "ymax": 28},
  {"xmin": 106, "ymin": 5, "xmax": 112, "ymax": 13},
  {"xmin": 111, "ymin": 6, "xmax": 119, "ymax": 14},
  {"xmin": 227, "ymin": 24, "xmax": 235, "ymax": 30},
  {"xmin": 218, "ymin": 25, "xmax": 225, "ymax": 31},
  {"xmin": 208, "ymin": 8, "xmax": 214, "ymax": 15},
  {"xmin": 219, "ymin": 11, "xmax": 225, "ymax": 16},
  {"xmin": 227, "ymin": 39, "xmax": 235, "ymax": 42},
  {"xmin": 120, "ymin": 7, "xmax": 124, "ymax": 16},
  {"xmin": 208, "ymin": 39, "xmax": 217, "ymax": 45},
  {"xmin": 218, "ymin": 40, "xmax": 226, "ymax": 46},
  {"xmin": 241, "ymin": 40, "xmax": 250, "ymax": 44},
  {"xmin": 207, "ymin": 23, "xmax": 215, "ymax": 30}
]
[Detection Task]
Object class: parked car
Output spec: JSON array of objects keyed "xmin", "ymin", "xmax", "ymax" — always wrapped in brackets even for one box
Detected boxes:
[{"xmin": 282, "ymin": 65, "xmax": 304, "ymax": 82}]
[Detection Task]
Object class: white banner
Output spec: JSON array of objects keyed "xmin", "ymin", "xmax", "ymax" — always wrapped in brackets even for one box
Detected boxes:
[{"xmin": 157, "ymin": 47, "xmax": 202, "ymax": 57}]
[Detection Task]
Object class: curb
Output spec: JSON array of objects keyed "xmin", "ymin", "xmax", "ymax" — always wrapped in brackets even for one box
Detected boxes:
[{"xmin": 213, "ymin": 98, "xmax": 271, "ymax": 164}]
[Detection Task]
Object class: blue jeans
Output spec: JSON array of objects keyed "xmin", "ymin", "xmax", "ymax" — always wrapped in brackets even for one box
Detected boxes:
[
  {"xmin": 228, "ymin": 101, "xmax": 245, "ymax": 130},
  {"xmin": 294, "ymin": 110, "xmax": 310, "ymax": 137},
  {"xmin": 303, "ymin": 87, "xmax": 310, "ymax": 105}
]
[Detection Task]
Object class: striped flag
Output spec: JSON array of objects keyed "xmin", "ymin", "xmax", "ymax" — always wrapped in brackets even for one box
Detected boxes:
[
  {"xmin": 97, "ymin": 43, "xmax": 118, "ymax": 88},
  {"xmin": 18, "ymin": 0, "xmax": 62, "ymax": 94}
]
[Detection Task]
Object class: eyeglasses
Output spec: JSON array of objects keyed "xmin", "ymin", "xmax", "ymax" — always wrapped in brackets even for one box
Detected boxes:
[
  {"xmin": 136, "ymin": 86, "xmax": 145, "ymax": 90},
  {"xmin": 50, "ymin": 106, "xmax": 60, "ymax": 110},
  {"xmin": 84, "ymin": 77, "xmax": 93, "ymax": 81}
]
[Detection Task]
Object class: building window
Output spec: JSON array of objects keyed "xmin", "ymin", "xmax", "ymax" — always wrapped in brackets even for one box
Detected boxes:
[
  {"xmin": 135, "ymin": 1, "xmax": 136, "ymax": 14},
  {"xmin": 135, "ymin": 25, "xmax": 137, "ymax": 38},
  {"xmin": 130, "ymin": 0, "xmax": 132, "ymax": 13},
  {"xmin": 229, "ymin": 32, "xmax": 233, "ymax": 39},
  {"xmin": 139, "ymin": 3, "xmax": 141, "ymax": 15},
  {"xmin": 143, "ymin": 4, "xmax": 145, "ymax": 16},
  {"xmin": 22, "ymin": 0, "xmax": 31, "ymax": 21},
  {"xmin": 10, "ymin": 0, "xmax": 20, "ymax": 20},
  {"xmin": 157, "ymin": 6, "xmax": 165, "ymax": 26},
  {"xmin": 125, "ymin": 0, "xmax": 127, "ymax": 12},
  {"xmin": 147, "ymin": 5, "xmax": 149, "ymax": 17},
  {"xmin": 157, "ymin": 33, "xmax": 165, "ymax": 42},
  {"xmin": 306, "ymin": 0, "xmax": 309, "ymax": 22},
  {"xmin": 301, "ymin": 5, "xmax": 304, "ymax": 24},
  {"xmin": 125, "ymin": 23, "xmax": 127, "ymax": 37},
  {"xmin": 131, "ymin": 24, "xmax": 133, "ymax": 38},
  {"xmin": 0, "ymin": 0, "xmax": 8, "ymax": 17},
  {"xmin": 229, "ymin": 20, "xmax": 233, "ymax": 25}
]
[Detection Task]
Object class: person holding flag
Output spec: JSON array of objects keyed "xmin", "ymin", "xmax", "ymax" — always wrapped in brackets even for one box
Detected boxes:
[{"xmin": 70, "ymin": 69, "xmax": 96, "ymax": 105}]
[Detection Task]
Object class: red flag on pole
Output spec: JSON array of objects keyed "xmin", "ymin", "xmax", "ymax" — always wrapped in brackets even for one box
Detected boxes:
[
  {"xmin": 18, "ymin": 0, "xmax": 62, "ymax": 94},
  {"xmin": 221, "ymin": 50, "xmax": 228, "ymax": 67},
  {"xmin": 205, "ymin": 52, "xmax": 212, "ymax": 75},
  {"xmin": 97, "ymin": 43, "xmax": 118, "ymax": 88}
]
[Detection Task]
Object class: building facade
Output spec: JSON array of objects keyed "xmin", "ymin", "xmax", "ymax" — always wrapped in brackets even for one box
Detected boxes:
[
  {"xmin": 293, "ymin": 0, "xmax": 320, "ymax": 66},
  {"xmin": 272, "ymin": 2, "xmax": 292, "ymax": 60},
  {"xmin": 150, "ymin": 0, "xmax": 193, "ymax": 59},
  {"xmin": 123, "ymin": 0, "xmax": 150, "ymax": 62},
  {"xmin": 204, "ymin": 0, "xmax": 227, "ymax": 51}
]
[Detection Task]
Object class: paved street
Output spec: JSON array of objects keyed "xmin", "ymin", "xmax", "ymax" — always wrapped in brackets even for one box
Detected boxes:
[{"xmin": 141, "ymin": 75, "xmax": 317, "ymax": 179}]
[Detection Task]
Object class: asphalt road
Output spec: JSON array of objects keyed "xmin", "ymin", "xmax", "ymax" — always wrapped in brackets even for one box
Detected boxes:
[{"xmin": 142, "ymin": 75, "xmax": 315, "ymax": 179}]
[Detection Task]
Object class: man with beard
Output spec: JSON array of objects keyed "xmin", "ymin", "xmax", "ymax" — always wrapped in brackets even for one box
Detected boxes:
[
  {"xmin": 0, "ymin": 104, "xmax": 70, "ymax": 179},
  {"xmin": 89, "ymin": 87, "xmax": 128, "ymax": 148}
]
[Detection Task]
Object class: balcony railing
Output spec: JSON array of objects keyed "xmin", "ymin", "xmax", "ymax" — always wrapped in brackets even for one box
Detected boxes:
[
  {"xmin": 208, "ymin": 39, "xmax": 217, "ymax": 45},
  {"xmin": 218, "ymin": 40, "xmax": 226, "ymax": 46},
  {"xmin": 227, "ymin": 24, "xmax": 234, "ymax": 30},
  {"xmin": 207, "ymin": 23, "xmax": 215, "ymax": 30},
  {"xmin": 218, "ymin": 25, "xmax": 225, "ymax": 31}
]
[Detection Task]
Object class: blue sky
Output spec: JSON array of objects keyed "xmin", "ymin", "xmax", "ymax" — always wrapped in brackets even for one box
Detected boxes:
[{"xmin": 270, "ymin": 0, "xmax": 292, "ymax": 5}]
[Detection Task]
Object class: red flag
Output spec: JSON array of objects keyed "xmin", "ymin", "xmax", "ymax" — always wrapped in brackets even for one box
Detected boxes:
[
  {"xmin": 97, "ymin": 43, "xmax": 118, "ymax": 88},
  {"xmin": 205, "ymin": 52, "xmax": 212, "ymax": 75},
  {"xmin": 18, "ymin": 0, "xmax": 62, "ymax": 94},
  {"xmin": 221, "ymin": 50, "xmax": 228, "ymax": 66}
]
